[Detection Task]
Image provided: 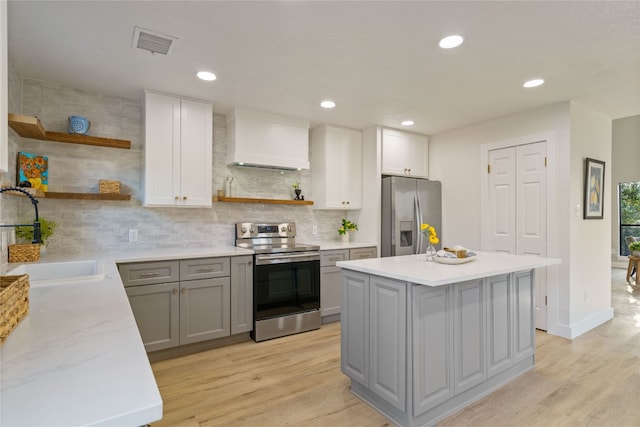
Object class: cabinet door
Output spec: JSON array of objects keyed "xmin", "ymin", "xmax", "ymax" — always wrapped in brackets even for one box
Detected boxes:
[
  {"xmin": 453, "ymin": 280, "xmax": 486, "ymax": 393},
  {"xmin": 487, "ymin": 274, "xmax": 513, "ymax": 378},
  {"xmin": 342, "ymin": 127, "xmax": 363, "ymax": 209},
  {"xmin": 369, "ymin": 276, "xmax": 406, "ymax": 411},
  {"xmin": 126, "ymin": 282, "xmax": 179, "ymax": 352},
  {"xmin": 231, "ymin": 256, "xmax": 253, "ymax": 335},
  {"xmin": 513, "ymin": 270, "xmax": 535, "ymax": 362},
  {"xmin": 321, "ymin": 265, "xmax": 342, "ymax": 317},
  {"xmin": 404, "ymin": 132, "xmax": 429, "ymax": 178},
  {"xmin": 179, "ymin": 277, "xmax": 230, "ymax": 344},
  {"xmin": 144, "ymin": 92, "xmax": 181, "ymax": 206},
  {"xmin": 180, "ymin": 98, "xmax": 212, "ymax": 207},
  {"xmin": 341, "ymin": 270, "xmax": 369, "ymax": 386},
  {"xmin": 381, "ymin": 128, "xmax": 407, "ymax": 176},
  {"xmin": 412, "ymin": 284, "xmax": 454, "ymax": 415}
]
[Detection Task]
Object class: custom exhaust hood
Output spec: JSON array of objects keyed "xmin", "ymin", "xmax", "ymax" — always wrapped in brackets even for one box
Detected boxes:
[{"xmin": 226, "ymin": 108, "xmax": 310, "ymax": 171}]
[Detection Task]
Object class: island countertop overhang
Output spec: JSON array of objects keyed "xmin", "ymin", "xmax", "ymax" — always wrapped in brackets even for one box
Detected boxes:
[{"xmin": 336, "ymin": 252, "xmax": 561, "ymax": 286}]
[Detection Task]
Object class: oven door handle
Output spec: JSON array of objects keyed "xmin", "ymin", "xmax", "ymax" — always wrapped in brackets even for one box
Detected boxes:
[{"xmin": 256, "ymin": 252, "xmax": 320, "ymax": 265}]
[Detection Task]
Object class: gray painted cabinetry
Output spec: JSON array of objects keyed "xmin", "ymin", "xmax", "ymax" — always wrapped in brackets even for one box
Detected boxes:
[
  {"xmin": 119, "ymin": 256, "xmax": 253, "ymax": 352},
  {"xmin": 320, "ymin": 246, "xmax": 377, "ymax": 323},
  {"xmin": 341, "ymin": 269, "xmax": 535, "ymax": 426}
]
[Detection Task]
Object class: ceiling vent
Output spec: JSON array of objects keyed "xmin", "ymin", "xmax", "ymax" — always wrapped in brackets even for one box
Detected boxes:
[{"xmin": 132, "ymin": 26, "xmax": 176, "ymax": 55}]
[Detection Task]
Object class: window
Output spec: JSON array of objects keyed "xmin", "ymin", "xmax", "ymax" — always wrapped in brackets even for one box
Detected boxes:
[{"xmin": 619, "ymin": 182, "xmax": 640, "ymax": 255}]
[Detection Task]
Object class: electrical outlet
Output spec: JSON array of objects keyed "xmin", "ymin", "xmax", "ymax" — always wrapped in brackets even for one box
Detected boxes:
[
  {"xmin": 584, "ymin": 290, "xmax": 588, "ymax": 302},
  {"xmin": 129, "ymin": 229, "xmax": 138, "ymax": 242},
  {"xmin": 312, "ymin": 225, "xmax": 318, "ymax": 235}
]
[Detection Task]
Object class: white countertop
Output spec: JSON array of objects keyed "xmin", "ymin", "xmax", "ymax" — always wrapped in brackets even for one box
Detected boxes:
[
  {"xmin": 317, "ymin": 241, "xmax": 377, "ymax": 251},
  {"xmin": 0, "ymin": 245, "xmax": 254, "ymax": 427},
  {"xmin": 336, "ymin": 252, "xmax": 561, "ymax": 286}
]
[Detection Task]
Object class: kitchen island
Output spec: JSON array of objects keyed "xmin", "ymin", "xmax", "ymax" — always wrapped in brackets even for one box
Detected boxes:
[{"xmin": 336, "ymin": 252, "xmax": 560, "ymax": 427}]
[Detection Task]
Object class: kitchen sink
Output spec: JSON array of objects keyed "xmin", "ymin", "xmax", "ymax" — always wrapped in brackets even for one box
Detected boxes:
[{"xmin": 9, "ymin": 259, "xmax": 105, "ymax": 285}]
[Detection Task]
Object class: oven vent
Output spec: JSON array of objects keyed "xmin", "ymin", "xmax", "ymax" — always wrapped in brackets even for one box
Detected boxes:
[{"xmin": 132, "ymin": 26, "xmax": 176, "ymax": 55}]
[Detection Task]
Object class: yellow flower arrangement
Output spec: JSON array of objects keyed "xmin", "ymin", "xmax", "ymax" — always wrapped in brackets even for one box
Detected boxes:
[
  {"xmin": 338, "ymin": 218, "xmax": 358, "ymax": 235},
  {"xmin": 420, "ymin": 223, "xmax": 439, "ymax": 245}
]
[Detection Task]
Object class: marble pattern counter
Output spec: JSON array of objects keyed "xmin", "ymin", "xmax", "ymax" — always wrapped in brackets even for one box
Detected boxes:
[
  {"xmin": 0, "ymin": 245, "xmax": 248, "ymax": 426},
  {"xmin": 337, "ymin": 251, "xmax": 560, "ymax": 286}
]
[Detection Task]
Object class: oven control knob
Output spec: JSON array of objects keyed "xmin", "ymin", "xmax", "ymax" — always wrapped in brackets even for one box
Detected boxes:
[
  {"xmin": 280, "ymin": 226, "xmax": 285, "ymax": 232},
  {"xmin": 241, "ymin": 226, "xmax": 247, "ymax": 234},
  {"xmin": 288, "ymin": 225, "xmax": 293, "ymax": 232}
]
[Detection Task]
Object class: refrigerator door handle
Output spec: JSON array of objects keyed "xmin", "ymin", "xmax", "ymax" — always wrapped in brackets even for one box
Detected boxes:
[{"xmin": 415, "ymin": 194, "xmax": 423, "ymax": 254}]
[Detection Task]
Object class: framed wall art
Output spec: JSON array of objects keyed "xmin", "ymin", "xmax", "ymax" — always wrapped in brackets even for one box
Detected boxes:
[{"xmin": 584, "ymin": 157, "xmax": 605, "ymax": 219}]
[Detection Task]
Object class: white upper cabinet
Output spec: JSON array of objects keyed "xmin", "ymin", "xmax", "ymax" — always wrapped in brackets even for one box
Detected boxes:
[
  {"xmin": 381, "ymin": 128, "xmax": 429, "ymax": 178},
  {"xmin": 144, "ymin": 91, "xmax": 213, "ymax": 207},
  {"xmin": 311, "ymin": 124, "xmax": 362, "ymax": 210}
]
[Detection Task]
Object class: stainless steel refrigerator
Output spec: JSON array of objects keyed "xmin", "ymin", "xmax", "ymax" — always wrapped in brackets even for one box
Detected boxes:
[{"xmin": 381, "ymin": 176, "xmax": 442, "ymax": 257}]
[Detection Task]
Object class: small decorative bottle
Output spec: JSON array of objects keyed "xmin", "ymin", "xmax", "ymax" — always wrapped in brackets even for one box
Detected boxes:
[
  {"xmin": 224, "ymin": 177, "xmax": 231, "ymax": 197},
  {"xmin": 228, "ymin": 177, "xmax": 235, "ymax": 197}
]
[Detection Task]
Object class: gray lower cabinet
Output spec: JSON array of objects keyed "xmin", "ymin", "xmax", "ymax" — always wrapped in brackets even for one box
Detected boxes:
[
  {"xmin": 342, "ymin": 269, "xmax": 535, "ymax": 426},
  {"xmin": 321, "ymin": 246, "xmax": 377, "ymax": 320},
  {"xmin": 120, "ymin": 256, "xmax": 252, "ymax": 353}
]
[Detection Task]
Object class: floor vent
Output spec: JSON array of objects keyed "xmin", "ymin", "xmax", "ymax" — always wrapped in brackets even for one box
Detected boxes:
[{"xmin": 132, "ymin": 26, "xmax": 176, "ymax": 55}]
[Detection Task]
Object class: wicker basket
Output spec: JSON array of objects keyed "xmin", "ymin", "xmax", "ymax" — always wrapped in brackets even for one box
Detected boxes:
[
  {"xmin": 99, "ymin": 180, "xmax": 120, "ymax": 194},
  {"xmin": 0, "ymin": 274, "xmax": 30, "ymax": 345},
  {"xmin": 8, "ymin": 244, "xmax": 40, "ymax": 263}
]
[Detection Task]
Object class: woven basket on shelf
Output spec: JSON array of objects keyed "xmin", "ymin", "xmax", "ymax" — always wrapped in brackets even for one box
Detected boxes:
[
  {"xmin": 8, "ymin": 244, "xmax": 40, "ymax": 263},
  {"xmin": 0, "ymin": 274, "xmax": 30, "ymax": 345},
  {"xmin": 99, "ymin": 180, "xmax": 120, "ymax": 194}
]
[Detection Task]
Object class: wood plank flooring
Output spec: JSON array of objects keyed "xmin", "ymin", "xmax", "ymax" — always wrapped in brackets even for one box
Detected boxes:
[{"xmin": 151, "ymin": 269, "xmax": 640, "ymax": 426}]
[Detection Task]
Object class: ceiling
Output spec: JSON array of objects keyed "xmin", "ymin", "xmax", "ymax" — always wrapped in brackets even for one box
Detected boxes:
[{"xmin": 7, "ymin": 1, "xmax": 640, "ymax": 135}]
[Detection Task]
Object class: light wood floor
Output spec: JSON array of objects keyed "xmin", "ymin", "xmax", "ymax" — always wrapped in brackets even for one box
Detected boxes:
[{"xmin": 151, "ymin": 269, "xmax": 640, "ymax": 426}]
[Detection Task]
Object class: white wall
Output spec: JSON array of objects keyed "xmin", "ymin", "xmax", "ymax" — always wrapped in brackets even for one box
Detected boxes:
[
  {"xmin": 429, "ymin": 101, "xmax": 613, "ymax": 338},
  {"xmin": 611, "ymin": 115, "xmax": 640, "ymax": 262}
]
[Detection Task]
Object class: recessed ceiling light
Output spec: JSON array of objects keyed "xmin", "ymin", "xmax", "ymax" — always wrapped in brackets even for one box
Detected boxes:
[
  {"xmin": 401, "ymin": 120, "xmax": 415, "ymax": 126},
  {"xmin": 320, "ymin": 100, "xmax": 336, "ymax": 109},
  {"xmin": 523, "ymin": 79, "xmax": 544, "ymax": 88},
  {"xmin": 438, "ymin": 35, "xmax": 464, "ymax": 49},
  {"xmin": 197, "ymin": 71, "xmax": 217, "ymax": 81}
]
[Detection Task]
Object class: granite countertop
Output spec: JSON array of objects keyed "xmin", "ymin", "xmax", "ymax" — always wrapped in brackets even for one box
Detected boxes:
[{"xmin": 336, "ymin": 251, "xmax": 561, "ymax": 287}]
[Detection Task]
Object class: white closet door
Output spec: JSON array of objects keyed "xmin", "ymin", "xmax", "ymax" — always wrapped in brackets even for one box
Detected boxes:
[
  {"xmin": 488, "ymin": 142, "xmax": 547, "ymax": 330},
  {"xmin": 488, "ymin": 148, "xmax": 516, "ymax": 254}
]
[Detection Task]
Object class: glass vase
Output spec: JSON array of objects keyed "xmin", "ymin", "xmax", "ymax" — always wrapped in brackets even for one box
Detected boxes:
[{"xmin": 425, "ymin": 244, "xmax": 436, "ymax": 262}]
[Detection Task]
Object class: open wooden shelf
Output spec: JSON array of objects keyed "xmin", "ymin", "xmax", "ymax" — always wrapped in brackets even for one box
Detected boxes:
[
  {"xmin": 8, "ymin": 114, "xmax": 131, "ymax": 149},
  {"xmin": 214, "ymin": 196, "xmax": 313, "ymax": 206},
  {"xmin": 2, "ymin": 189, "xmax": 131, "ymax": 201}
]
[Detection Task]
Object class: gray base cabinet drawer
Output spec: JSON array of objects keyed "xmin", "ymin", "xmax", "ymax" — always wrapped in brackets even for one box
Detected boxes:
[
  {"xmin": 180, "ymin": 257, "xmax": 230, "ymax": 281},
  {"xmin": 349, "ymin": 247, "xmax": 377, "ymax": 260},
  {"xmin": 119, "ymin": 261, "xmax": 179, "ymax": 287},
  {"xmin": 321, "ymin": 250, "xmax": 349, "ymax": 267}
]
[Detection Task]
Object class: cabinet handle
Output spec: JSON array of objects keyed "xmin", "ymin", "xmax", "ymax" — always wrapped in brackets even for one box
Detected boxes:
[
  {"xmin": 172, "ymin": 288, "xmax": 178, "ymax": 294},
  {"xmin": 248, "ymin": 261, "xmax": 252, "ymax": 266},
  {"xmin": 181, "ymin": 288, "xmax": 187, "ymax": 294},
  {"xmin": 175, "ymin": 196, "xmax": 179, "ymax": 201},
  {"xmin": 329, "ymin": 256, "xmax": 342, "ymax": 261},
  {"xmin": 139, "ymin": 272, "xmax": 160, "ymax": 277},
  {"xmin": 196, "ymin": 267, "xmax": 215, "ymax": 273},
  {"xmin": 183, "ymin": 196, "xmax": 187, "ymax": 201}
]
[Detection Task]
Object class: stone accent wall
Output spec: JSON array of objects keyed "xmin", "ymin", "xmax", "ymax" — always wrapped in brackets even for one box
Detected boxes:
[{"xmin": 4, "ymin": 77, "xmax": 353, "ymax": 256}]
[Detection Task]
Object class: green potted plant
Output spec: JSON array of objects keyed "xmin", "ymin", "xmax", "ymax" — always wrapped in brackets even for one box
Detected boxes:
[
  {"xmin": 338, "ymin": 218, "xmax": 358, "ymax": 242},
  {"xmin": 292, "ymin": 182, "xmax": 302, "ymax": 200},
  {"xmin": 629, "ymin": 241, "xmax": 640, "ymax": 256},
  {"xmin": 15, "ymin": 217, "xmax": 57, "ymax": 250}
]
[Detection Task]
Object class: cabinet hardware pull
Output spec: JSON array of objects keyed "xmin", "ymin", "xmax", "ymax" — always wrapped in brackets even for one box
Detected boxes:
[
  {"xmin": 196, "ymin": 268, "xmax": 215, "ymax": 273},
  {"xmin": 172, "ymin": 288, "xmax": 178, "ymax": 294},
  {"xmin": 175, "ymin": 196, "xmax": 179, "ymax": 200},
  {"xmin": 139, "ymin": 272, "xmax": 160, "ymax": 277},
  {"xmin": 181, "ymin": 288, "xmax": 187, "ymax": 294},
  {"xmin": 183, "ymin": 196, "xmax": 187, "ymax": 201}
]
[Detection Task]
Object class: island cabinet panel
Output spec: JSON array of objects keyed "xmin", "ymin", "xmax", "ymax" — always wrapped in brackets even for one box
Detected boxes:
[
  {"xmin": 369, "ymin": 276, "xmax": 406, "ymax": 411},
  {"xmin": 453, "ymin": 280, "xmax": 487, "ymax": 393},
  {"xmin": 179, "ymin": 277, "xmax": 230, "ymax": 344},
  {"xmin": 341, "ymin": 271, "xmax": 370, "ymax": 387},
  {"xmin": 126, "ymin": 282, "xmax": 180, "ymax": 352},
  {"xmin": 514, "ymin": 270, "xmax": 535, "ymax": 362},
  {"xmin": 412, "ymin": 285, "xmax": 454, "ymax": 414},
  {"xmin": 487, "ymin": 274, "xmax": 513, "ymax": 378}
]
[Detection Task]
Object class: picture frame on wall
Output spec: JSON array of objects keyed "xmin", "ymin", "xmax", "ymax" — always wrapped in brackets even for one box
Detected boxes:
[{"xmin": 584, "ymin": 157, "xmax": 605, "ymax": 219}]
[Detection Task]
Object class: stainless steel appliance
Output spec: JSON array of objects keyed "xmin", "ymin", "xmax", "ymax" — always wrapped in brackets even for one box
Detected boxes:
[
  {"xmin": 381, "ymin": 176, "xmax": 442, "ymax": 257},
  {"xmin": 236, "ymin": 222, "xmax": 321, "ymax": 342}
]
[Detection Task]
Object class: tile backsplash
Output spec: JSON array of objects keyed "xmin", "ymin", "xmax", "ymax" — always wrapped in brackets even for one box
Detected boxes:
[{"xmin": 2, "ymin": 76, "xmax": 353, "ymax": 257}]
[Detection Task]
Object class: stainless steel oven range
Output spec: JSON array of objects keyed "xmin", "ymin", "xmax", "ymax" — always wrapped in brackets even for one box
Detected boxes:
[{"xmin": 236, "ymin": 222, "xmax": 321, "ymax": 342}]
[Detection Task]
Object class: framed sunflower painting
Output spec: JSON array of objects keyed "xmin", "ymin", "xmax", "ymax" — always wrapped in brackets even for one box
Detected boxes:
[{"xmin": 17, "ymin": 151, "xmax": 48, "ymax": 192}]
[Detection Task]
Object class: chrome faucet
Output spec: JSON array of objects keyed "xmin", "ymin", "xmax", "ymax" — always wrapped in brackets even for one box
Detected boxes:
[{"xmin": 0, "ymin": 187, "xmax": 42, "ymax": 244}]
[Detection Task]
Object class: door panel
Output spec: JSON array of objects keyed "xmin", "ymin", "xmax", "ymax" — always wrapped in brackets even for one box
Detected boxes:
[{"xmin": 489, "ymin": 148, "xmax": 516, "ymax": 254}]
